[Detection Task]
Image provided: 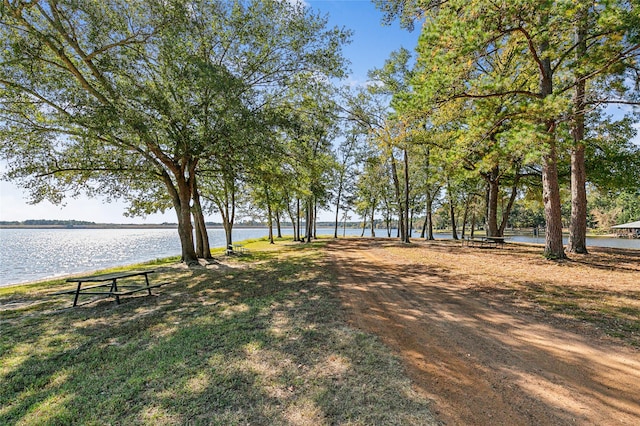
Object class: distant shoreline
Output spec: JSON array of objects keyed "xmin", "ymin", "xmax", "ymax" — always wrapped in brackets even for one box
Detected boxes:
[
  {"xmin": 0, "ymin": 222, "xmax": 347, "ymax": 229},
  {"xmin": 0, "ymin": 224, "xmax": 273, "ymax": 229}
]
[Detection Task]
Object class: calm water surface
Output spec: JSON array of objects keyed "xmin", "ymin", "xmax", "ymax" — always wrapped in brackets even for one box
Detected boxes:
[
  {"xmin": 0, "ymin": 227, "xmax": 357, "ymax": 286},
  {"xmin": 0, "ymin": 228, "xmax": 637, "ymax": 287}
]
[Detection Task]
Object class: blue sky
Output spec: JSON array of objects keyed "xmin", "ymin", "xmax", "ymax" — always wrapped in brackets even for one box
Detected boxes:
[{"xmin": 0, "ymin": 0, "xmax": 419, "ymax": 224}]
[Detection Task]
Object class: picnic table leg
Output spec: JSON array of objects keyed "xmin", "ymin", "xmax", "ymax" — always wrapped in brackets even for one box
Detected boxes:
[
  {"xmin": 73, "ymin": 281, "xmax": 82, "ymax": 307},
  {"xmin": 144, "ymin": 273, "xmax": 153, "ymax": 296},
  {"xmin": 110, "ymin": 279, "xmax": 121, "ymax": 304}
]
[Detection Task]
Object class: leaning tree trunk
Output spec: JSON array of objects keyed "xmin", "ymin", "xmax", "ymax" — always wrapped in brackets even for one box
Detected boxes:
[
  {"xmin": 420, "ymin": 215, "xmax": 427, "ymax": 238},
  {"xmin": 498, "ymin": 174, "xmax": 520, "ymax": 237},
  {"xmin": 568, "ymin": 5, "xmax": 589, "ymax": 254}
]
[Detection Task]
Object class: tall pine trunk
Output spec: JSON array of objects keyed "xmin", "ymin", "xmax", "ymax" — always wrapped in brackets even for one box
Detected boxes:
[
  {"xmin": 370, "ymin": 207, "xmax": 376, "ymax": 237},
  {"xmin": 390, "ymin": 155, "xmax": 405, "ymax": 242},
  {"xmin": 539, "ymin": 15, "xmax": 566, "ymax": 259},
  {"xmin": 447, "ymin": 178, "xmax": 458, "ymax": 240},
  {"xmin": 568, "ymin": 4, "xmax": 589, "ymax": 254},
  {"xmin": 296, "ymin": 198, "xmax": 301, "ymax": 241},
  {"xmin": 334, "ymin": 184, "xmax": 342, "ymax": 238},
  {"xmin": 426, "ymin": 193, "xmax": 434, "ymax": 240},
  {"xmin": 402, "ymin": 148, "xmax": 411, "ymax": 243},
  {"xmin": 485, "ymin": 166, "xmax": 500, "ymax": 237}
]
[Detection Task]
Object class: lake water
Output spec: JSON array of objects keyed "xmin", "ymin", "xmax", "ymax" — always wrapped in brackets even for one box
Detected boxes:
[
  {"xmin": 0, "ymin": 227, "xmax": 361, "ymax": 287},
  {"xmin": 0, "ymin": 227, "xmax": 637, "ymax": 287}
]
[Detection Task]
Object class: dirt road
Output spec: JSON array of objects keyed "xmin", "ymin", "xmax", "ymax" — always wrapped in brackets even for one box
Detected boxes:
[{"xmin": 327, "ymin": 238, "xmax": 640, "ymax": 425}]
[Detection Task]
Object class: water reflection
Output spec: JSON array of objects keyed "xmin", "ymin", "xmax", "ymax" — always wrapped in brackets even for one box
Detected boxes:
[{"xmin": 1, "ymin": 228, "xmax": 637, "ymax": 287}]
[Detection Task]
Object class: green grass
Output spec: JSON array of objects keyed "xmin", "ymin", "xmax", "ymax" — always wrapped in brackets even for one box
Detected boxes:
[{"xmin": 0, "ymin": 238, "xmax": 435, "ymax": 425}]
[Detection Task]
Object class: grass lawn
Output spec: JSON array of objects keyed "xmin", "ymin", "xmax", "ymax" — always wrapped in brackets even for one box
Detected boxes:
[{"xmin": 0, "ymin": 238, "xmax": 434, "ymax": 425}]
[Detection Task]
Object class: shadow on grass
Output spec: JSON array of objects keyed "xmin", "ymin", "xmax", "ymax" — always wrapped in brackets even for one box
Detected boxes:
[{"xmin": 0, "ymin": 244, "xmax": 434, "ymax": 425}]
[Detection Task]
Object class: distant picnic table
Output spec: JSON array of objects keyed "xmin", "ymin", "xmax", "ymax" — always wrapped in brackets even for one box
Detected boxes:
[
  {"xmin": 226, "ymin": 244, "xmax": 249, "ymax": 256},
  {"xmin": 462, "ymin": 236, "xmax": 507, "ymax": 249},
  {"xmin": 56, "ymin": 270, "xmax": 163, "ymax": 307}
]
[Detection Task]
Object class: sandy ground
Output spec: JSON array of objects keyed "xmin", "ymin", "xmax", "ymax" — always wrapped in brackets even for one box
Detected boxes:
[{"xmin": 327, "ymin": 238, "xmax": 640, "ymax": 425}]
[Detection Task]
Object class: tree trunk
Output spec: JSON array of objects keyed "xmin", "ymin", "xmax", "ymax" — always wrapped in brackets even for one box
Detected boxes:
[
  {"xmin": 450, "ymin": 202, "xmax": 458, "ymax": 240},
  {"xmin": 296, "ymin": 198, "xmax": 301, "ymax": 241},
  {"xmin": 568, "ymin": 5, "xmax": 589, "ymax": 254},
  {"xmin": 541, "ymin": 139, "xmax": 566, "ymax": 259},
  {"xmin": 461, "ymin": 195, "xmax": 470, "ymax": 239},
  {"xmin": 485, "ymin": 166, "xmax": 500, "ymax": 237},
  {"xmin": 390, "ymin": 156, "xmax": 405, "ymax": 242},
  {"xmin": 193, "ymin": 212, "xmax": 205, "ymax": 258},
  {"xmin": 305, "ymin": 197, "xmax": 313, "ymax": 242},
  {"xmin": 265, "ymin": 187, "xmax": 274, "ymax": 244},
  {"xmin": 403, "ymin": 148, "xmax": 411, "ymax": 243},
  {"xmin": 275, "ymin": 209, "xmax": 282, "ymax": 239},
  {"xmin": 498, "ymin": 174, "xmax": 520, "ymax": 236},
  {"xmin": 539, "ymin": 15, "xmax": 566, "ymax": 260},
  {"xmin": 191, "ymin": 177, "xmax": 211, "ymax": 259},
  {"xmin": 287, "ymin": 199, "xmax": 298, "ymax": 242},
  {"xmin": 409, "ymin": 208, "xmax": 414, "ymax": 238},
  {"xmin": 360, "ymin": 210, "xmax": 367, "ymax": 237},
  {"xmin": 267, "ymin": 204, "xmax": 274, "ymax": 244},
  {"xmin": 568, "ymin": 143, "xmax": 588, "ymax": 253},
  {"xmin": 447, "ymin": 179, "xmax": 458, "ymax": 240},
  {"xmin": 334, "ymin": 183, "xmax": 343, "ymax": 239},
  {"xmin": 217, "ymin": 174, "xmax": 236, "ymax": 250},
  {"xmin": 174, "ymin": 176, "xmax": 198, "ymax": 265},
  {"xmin": 470, "ymin": 213, "xmax": 476, "ymax": 238},
  {"xmin": 370, "ymin": 207, "xmax": 376, "ymax": 237},
  {"xmin": 313, "ymin": 202, "xmax": 317, "ymax": 240},
  {"xmin": 426, "ymin": 193, "xmax": 434, "ymax": 240},
  {"xmin": 342, "ymin": 212, "xmax": 347, "ymax": 237}
]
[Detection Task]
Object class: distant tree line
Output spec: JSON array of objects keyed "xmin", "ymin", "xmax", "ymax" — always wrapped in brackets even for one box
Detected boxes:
[{"xmin": 0, "ymin": 220, "xmax": 95, "ymax": 226}]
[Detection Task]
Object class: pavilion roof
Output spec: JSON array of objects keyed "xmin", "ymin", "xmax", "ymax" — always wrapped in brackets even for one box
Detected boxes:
[{"xmin": 611, "ymin": 221, "xmax": 640, "ymax": 229}]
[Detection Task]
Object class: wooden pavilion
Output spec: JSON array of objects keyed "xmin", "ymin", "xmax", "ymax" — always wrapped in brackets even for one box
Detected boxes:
[{"xmin": 611, "ymin": 220, "xmax": 640, "ymax": 238}]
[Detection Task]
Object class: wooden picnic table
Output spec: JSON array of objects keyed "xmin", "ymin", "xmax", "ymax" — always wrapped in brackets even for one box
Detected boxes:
[
  {"xmin": 226, "ymin": 244, "xmax": 249, "ymax": 255},
  {"xmin": 57, "ymin": 270, "xmax": 162, "ymax": 307},
  {"xmin": 463, "ymin": 236, "xmax": 507, "ymax": 248}
]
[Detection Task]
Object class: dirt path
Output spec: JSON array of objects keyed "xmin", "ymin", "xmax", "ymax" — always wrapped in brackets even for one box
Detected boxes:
[{"xmin": 327, "ymin": 238, "xmax": 640, "ymax": 425}]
